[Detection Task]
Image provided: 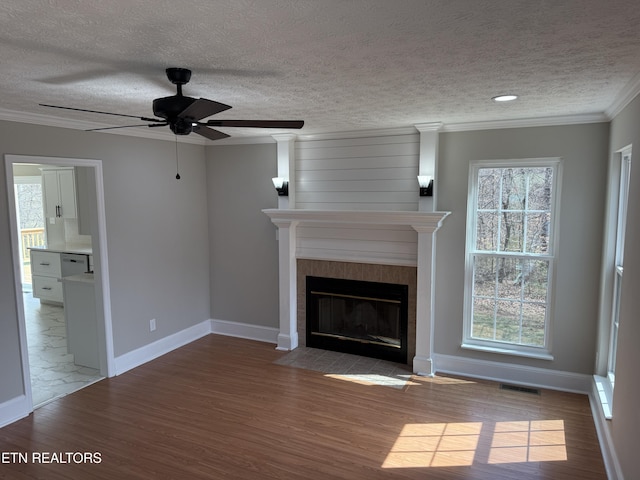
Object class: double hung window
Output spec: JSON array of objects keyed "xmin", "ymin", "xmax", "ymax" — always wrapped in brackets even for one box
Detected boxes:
[
  {"xmin": 463, "ymin": 159, "xmax": 561, "ymax": 357},
  {"xmin": 608, "ymin": 147, "xmax": 631, "ymax": 387}
]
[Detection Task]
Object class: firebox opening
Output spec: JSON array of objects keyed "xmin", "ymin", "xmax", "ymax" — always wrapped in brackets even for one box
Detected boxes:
[{"xmin": 306, "ymin": 276, "xmax": 408, "ymax": 364}]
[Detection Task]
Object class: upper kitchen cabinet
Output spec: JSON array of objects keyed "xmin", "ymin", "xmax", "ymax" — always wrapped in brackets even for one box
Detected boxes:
[
  {"xmin": 42, "ymin": 167, "xmax": 77, "ymax": 219},
  {"xmin": 74, "ymin": 166, "xmax": 94, "ymax": 236}
]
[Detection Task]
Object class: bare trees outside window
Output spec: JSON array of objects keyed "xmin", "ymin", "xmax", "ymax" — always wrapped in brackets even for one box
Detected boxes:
[{"xmin": 465, "ymin": 160, "xmax": 560, "ymax": 354}]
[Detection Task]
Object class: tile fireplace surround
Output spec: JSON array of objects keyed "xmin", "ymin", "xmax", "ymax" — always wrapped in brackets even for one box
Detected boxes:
[
  {"xmin": 263, "ymin": 209, "xmax": 450, "ymax": 376},
  {"xmin": 297, "ymin": 259, "xmax": 417, "ymax": 363}
]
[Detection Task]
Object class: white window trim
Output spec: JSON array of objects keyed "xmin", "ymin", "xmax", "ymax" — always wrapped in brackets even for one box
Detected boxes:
[{"xmin": 462, "ymin": 158, "xmax": 562, "ymax": 359}]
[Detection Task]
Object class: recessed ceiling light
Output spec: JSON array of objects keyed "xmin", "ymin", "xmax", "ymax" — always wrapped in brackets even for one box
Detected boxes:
[{"xmin": 492, "ymin": 94, "xmax": 518, "ymax": 102}]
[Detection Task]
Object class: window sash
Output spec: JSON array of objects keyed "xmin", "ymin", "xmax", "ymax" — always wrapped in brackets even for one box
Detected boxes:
[
  {"xmin": 608, "ymin": 150, "xmax": 631, "ymax": 380},
  {"xmin": 464, "ymin": 159, "xmax": 560, "ymax": 355}
]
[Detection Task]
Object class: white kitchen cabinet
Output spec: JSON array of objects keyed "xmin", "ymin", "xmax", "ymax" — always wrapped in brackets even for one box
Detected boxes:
[
  {"xmin": 31, "ymin": 250, "xmax": 63, "ymax": 302},
  {"xmin": 42, "ymin": 168, "xmax": 77, "ymax": 219},
  {"xmin": 30, "ymin": 249, "xmax": 89, "ymax": 303},
  {"xmin": 62, "ymin": 274, "xmax": 99, "ymax": 369}
]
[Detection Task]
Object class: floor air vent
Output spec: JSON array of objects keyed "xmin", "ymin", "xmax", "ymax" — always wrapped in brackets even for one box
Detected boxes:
[{"xmin": 500, "ymin": 384, "xmax": 541, "ymax": 395}]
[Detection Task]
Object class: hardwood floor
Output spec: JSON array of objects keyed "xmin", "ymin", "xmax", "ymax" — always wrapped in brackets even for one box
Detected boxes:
[{"xmin": 0, "ymin": 335, "xmax": 607, "ymax": 479}]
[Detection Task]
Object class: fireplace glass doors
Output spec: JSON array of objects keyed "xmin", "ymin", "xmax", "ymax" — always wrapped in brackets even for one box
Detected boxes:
[{"xmin": 306, "ymin": 276, "xmax": 408, "ymax": 363}]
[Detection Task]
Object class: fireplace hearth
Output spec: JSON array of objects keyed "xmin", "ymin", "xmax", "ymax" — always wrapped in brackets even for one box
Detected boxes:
[{"xmin": 306, "ymin": 276, "xmax": 408, "ymax": 363}]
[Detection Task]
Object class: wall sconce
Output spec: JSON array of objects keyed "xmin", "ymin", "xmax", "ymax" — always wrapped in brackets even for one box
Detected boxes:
[
  {"xmin": 272, "ymin": 177, "xmax": 289, "ymax": 196},
  {"xmin": 417, "ymin": 175, "xmax": 433, "ymax": 197}
]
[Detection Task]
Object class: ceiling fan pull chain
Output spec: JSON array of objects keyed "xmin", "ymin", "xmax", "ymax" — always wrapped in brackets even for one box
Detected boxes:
[{"xmin": 175, "ymin": 136, "xmax": 181, "ymax": 180}]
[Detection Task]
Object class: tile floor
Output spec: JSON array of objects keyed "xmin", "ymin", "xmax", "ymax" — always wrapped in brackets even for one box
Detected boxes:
[
  {"xmin": 274, "ymin": 346, "xmax": 416, "ymax": 389},
  {"xmin": 23, "ymin": 289, "xmax": 103, "ymax": 407}
]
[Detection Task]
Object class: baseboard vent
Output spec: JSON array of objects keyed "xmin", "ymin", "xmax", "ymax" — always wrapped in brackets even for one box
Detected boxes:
[{"xmin": 500, "ymin": 384, "xmax": 541, "ymax": 395}]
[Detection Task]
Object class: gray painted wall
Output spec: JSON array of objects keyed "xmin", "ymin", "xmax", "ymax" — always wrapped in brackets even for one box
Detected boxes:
[
  {"xmin": 434, "ymin": 123, "xmax": 610, "ymax": 374},
  {"xmin": 206, "ymin": 143, "xmax": 280, "ymax": 328},
  {"xmin": 607, "ymin": 94, "xmax": 640, "ymax": 480},
  {"xmin": 1, "ymin": 114, "xmax": 636, "ymax": 478},
  {"xmin": 0, "ymin": 121, "xmax": 210, "ymax": 403}
]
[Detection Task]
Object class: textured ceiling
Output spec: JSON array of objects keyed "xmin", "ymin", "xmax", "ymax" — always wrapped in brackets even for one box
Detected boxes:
[{"xmin": 2, "ymin": 0, "xmax": 640, "ymax": 142}]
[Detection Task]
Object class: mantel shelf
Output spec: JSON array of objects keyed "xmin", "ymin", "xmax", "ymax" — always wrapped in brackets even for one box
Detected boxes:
[{"xmin": 262, "ymin": 209, "xmax": 450, "ymax": 233}]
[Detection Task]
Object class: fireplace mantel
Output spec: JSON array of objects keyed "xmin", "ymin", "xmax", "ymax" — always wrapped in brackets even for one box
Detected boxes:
[
  {"xmin": 262, "ymin": 209, "xmax": 450, "ymax": 232},
  {"xmin": 263, "ymin": 208, "xmax": 450, "ymax": 376}
]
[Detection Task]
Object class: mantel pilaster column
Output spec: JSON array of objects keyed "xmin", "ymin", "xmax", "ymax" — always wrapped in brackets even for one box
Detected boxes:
[
  {"xmin": 412, "ymin": 215, "xmax": 448, "ymax": 376},
  {"xmin": 271, "ymin": 218, "xmax": 298, "ymax": 351}
]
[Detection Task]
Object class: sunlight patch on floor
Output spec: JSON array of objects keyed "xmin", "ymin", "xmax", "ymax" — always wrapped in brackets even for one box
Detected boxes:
[
  {"xmin": 324, "ymin": 373, "xmax": 420, "ymax": 387},
  {"xmin": 382, "ymin": 420, "xmax": 567, "ymax": 468},
  {"xmin": 382, "ymin": 422, "xmax": 482, "ymax": 468},
  {"xmin": 488, "ymin": 420, "xmax": 566, "ymax": 464}
]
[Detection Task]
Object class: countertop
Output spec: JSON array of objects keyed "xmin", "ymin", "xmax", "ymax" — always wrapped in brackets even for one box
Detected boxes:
[
  {"xmin": 62, "ymin": 273, "xmax": 95, "ymax": 284},
  {"xmin": 29, "ymin": 245, "xmax": 93, "ymax": 255}
]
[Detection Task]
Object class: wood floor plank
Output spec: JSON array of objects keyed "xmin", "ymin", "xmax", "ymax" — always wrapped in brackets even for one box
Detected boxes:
[{"xmin": 0, "ymin": 335, "xmax": 606, "ymax": 479}]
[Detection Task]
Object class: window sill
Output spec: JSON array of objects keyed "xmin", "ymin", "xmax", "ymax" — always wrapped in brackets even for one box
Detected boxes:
[
  {"xmin": 593, "ymin": 375, "xmax": 613, "ymax": 420},
  {"xmin": 461, "ymin": 343, "xmax": 554, "ymax": 361}
]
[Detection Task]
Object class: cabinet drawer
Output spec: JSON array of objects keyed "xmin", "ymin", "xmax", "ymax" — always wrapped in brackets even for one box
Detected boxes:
[
  {"xmin": 31, "ymin": 251, "xmax": 62, "ymax": 277},
  {"xmin": 33, "ymin": 276, "xmax": 63, "ymax": 302}
]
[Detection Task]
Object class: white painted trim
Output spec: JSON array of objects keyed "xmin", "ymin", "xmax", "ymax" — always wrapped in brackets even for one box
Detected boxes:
[
  {"xmin": 297, "ymin": 249, "xmax": 417, "ymax": 267},
  {"xmin": 433, "ymin": 353, "xmax": 591, "ymax": 394},
  {"xmin": 461, "ymin": 343, "xmax": 554, "ymax": 361},
  {"xmin": 0, "ymin": 108, "xmax": 206, "ymax": 144},
  {"xmin": 442, "ymin": 113, "xmax": 609, "ymax": 132},
  {"xmin": 5, "ymin": 153, "xmax": 116, "ymax": 423},
  {"xmin": 412, "ymin": 355, "xmax": 434, "ymax": 377},
  {"xmin": 606, "ymin": 71, "xmax": 640, "ymax": 120},
  {"xmin": 4, "ymin": 159, "xmax": 34, "ymax": 411},
  {"xmin": 113, "ymin": 320, "xmax": 211, "ymax": 375},
  {"xmin": 298, "ymin": 126, "xmax": 418, "ymax": 141},
  {"xmin": 263, "ymin": 209, "xmax": 450, "ymax": 229},
  {"xmin": 590, "ymin": 378, "xmax": 623, "ymax": 480},
  {"xmin": 0, "ymin": 107, "xmax": 613, "ymax": 146},
  {"xmin": 211, "ymin": 135, "xmax": 278, "ymax": 145},
  {"xmin": 0, "ymin": 395, "xmax": 31, "ymax": 429},
  {"xmin": 211, "ymin": 319, "xmax": 279, "ymax": 344}
]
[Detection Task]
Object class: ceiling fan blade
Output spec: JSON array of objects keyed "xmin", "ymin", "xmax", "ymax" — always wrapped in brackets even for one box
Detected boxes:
[
  {"xmin": 192, "ymin": 126, "xmax": 230, "ymax": 141},
  {"xmin": 86, "ymin": 123, "xmax": 168, "ymax": 132},
  {"xmin": 39, "ymin": 103, "xmax": 163, "ymax": 123},
  {"xmin": 178, "ymin": 98, "xmax": 232, "ymax": 121},
  {"xmin": 203, "ymin": 119, "xmax": 304, "ymax": 129}
]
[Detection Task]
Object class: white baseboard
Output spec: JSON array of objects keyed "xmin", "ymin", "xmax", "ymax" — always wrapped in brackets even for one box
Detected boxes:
[
  {"xmin": 0, "ymin": 394, "xmax": 31, "ymax": 429},
  {"xmin": 433, "ymin": 353, "xmax": 592, "ymax": 394},
  {"xmin": 113, "ymin": 320, "xmax": 212, "ymax": 375},
  {"xmin": 211, "ymin": 319, "xmax": 279, "ymax": 344},
  {"xmin": 589, "ymin": 378, "xmax": 623, "ymax": 480}
]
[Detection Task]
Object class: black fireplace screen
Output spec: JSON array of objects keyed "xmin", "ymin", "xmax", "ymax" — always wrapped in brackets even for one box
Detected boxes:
[{"xmin": 306, "ymin": 276, "xmax": 408, "ymax": 363}]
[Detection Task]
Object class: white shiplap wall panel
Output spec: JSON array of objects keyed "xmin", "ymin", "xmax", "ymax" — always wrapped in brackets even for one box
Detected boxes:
[
  {"xmin": 299, "ymin": 166, "xmax": 416, "ymax": 181},
  {"xmin": 295, "ymin": 133, "xmax": 420, "ymax": 212},
  {"xmin": 297, "ymin": 155, "xmax": 417, "ymax": 171},
  {"xmin": 297, "ymin": 224, "xmax": 418, "ymax": 266},
  {"xmin": 294, "ymin": 202, "xmax": 416, "ymax": 211},
  {"xmin": 293, "ymin": 133, "xmax": 421, "ymax": 264}
]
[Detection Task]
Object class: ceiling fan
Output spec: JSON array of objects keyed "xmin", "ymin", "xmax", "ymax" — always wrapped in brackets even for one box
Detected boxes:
[{"xmin": 39, "ymin": 67, "xmax": 304, "ymax": 141}]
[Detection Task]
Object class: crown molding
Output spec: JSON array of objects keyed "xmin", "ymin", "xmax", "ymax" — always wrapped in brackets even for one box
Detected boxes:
[
  {"xmin": 296, "ymin": 126, "xmax": 418, "ymax": 142},
  {"xmin": 0, "ymin": 107, "xmax": 618, "ymax": 148},
  {"xmin": 605, "ymin": 71, "xmax": 640, "ymax": 119},
  {"xmin": 441, "ymin": 113, "xmax": 609, "ymax": 132},
  {"xmin": 414, "ymin": 122, "xmax": 444, "ymax": 132},
  {"xmin": 0, "ymin": 108, "xmax": 206, "ymax": 145}
]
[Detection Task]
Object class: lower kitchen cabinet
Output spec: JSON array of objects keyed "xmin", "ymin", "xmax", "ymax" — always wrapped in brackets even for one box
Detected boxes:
[
  {"xmin": 31, "ymin": 250, "xmax": 63, "ymax": 303},
  {"xmin": 62, "ymin": 274, "xmax": 99, "ymax": 369}
]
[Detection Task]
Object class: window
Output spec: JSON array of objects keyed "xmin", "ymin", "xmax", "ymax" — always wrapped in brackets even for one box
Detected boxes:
[
  {"xmin": 463, "ymin": 159, "xmax": 561, "ymax": 357},
  {"xmin": 608, "ymin": 147, "xmax": 631, "ymax": 387}
]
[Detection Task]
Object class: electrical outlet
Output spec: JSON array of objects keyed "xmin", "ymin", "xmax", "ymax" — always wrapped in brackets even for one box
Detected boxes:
[{"xmin": 149, "ymin": 318, "xmax": 156, "ymax": 332}]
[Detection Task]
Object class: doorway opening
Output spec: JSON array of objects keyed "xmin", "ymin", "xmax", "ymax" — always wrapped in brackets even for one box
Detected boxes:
[{"xmin": 6, "ymin": 155, "xmax": 114, "ymax": 412}]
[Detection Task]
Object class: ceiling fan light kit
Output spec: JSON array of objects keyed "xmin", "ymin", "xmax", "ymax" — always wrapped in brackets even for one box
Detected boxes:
[{"xmin": 39, "ymin": 67, "xmax": 304, "ymax": 142}]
